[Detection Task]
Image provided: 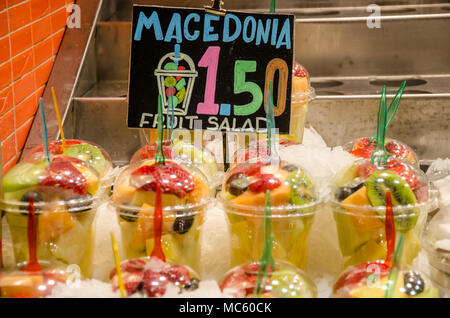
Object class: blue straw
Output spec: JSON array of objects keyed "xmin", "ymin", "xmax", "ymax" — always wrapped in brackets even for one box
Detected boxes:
[
  {"xmin": 167, "ymin": 84, "xmax": 175, "ymax": 142},
  {"xmin": 39, "ymin": 98, "xmax": 50, "ymax": 163}
]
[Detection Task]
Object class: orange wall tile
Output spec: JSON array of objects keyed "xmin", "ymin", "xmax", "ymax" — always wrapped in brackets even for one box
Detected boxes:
[{"xmin": 1, "ymin": 0, "xmax": 73, "ymax": 172}]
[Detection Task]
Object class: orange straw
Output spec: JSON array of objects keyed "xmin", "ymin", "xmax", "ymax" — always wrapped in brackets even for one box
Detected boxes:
[
  {"xmin": 110, "ymin": 232, "xmax": 125, "ymax": 298},
  {"xmin": 51, "ymin": 86, "xmax": 66, "ymax": 151}
]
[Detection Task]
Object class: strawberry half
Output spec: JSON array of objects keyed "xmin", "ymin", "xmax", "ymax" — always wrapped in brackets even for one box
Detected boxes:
[
  {"xmin": 137, "ymin": 141, "xmax": 174, "ymax": 161},
  {"xmin": 161, "ymin": 264, "xmax": 191, "ymax": 285},
  {"xmin": 39, "ymin": 156, "xmax": 87, "ymax": 196},
  {"xmin": 293, "ymin": 62, "xmax": 308, "ymax": 78},
  {"xmin": 350, "ymin": 138, "xmax": 376, "ymax": 159},
  {"xmin": 387, "ymin": 160, "xmax": 419, "ymax": 190},
  {"xmin": 109, "ymin": 258, "xmax": 147, "ymax": 279},
  {"xmin": 130, "ymin": 161, "xmax": 195, "ymax": 198},
  {"xmin": 249, "ymin": 173, "xmax": 281, "ymax": 193},
  {"xmin": 143, "ymin": 270, "xmax": 168, "ymax": 297},
  {"xmin": 385, "ymin": 140, "xmax": 415, "ymax": 163}
]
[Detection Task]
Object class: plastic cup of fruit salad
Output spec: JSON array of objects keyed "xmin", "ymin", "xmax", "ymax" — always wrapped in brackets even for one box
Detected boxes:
[
  {"xmin": 220, "ymin": 260, "xmax": 317, "ymax": 298},
  {"xmin": 332, "ymin": 261, "xmax": 439, "ymax": 298},
  {"xmin": 0, "ymin": 156, "xmax": 104, "ymax": 277},
  {"xmin": 285, "ymin": 62, "xmax": 315, "ymax": 144},
  {"xmin": 330, "ymin": 158, "xmax": 439, "ymax": 269},
  {"xmin": 111, "ymin": 160, "xmax": 211, "ymax": 275},
  {"xmin": 22, "ymin": 139, "xmax": 114, "ymax": 196},
  {"xmin": 219, "ymin": 160, "xmax": 320, "ymax": 270},
  {"xmin": 130, "ymin": 139, "xmax": 220, "ymax": 190},
  {"xmin": 0, "ymin": 262, "xmax": 72, "ymax": 298},
  {"xmin": 109, "ymin": 256, "xmax": 200, "ymax": 297},
  {"xmin": 343, "ymin": 137, "xmax": 418, "ymax": 166}
]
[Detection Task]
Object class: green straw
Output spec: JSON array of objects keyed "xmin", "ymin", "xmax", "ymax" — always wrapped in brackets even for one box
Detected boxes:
[
  {"xmin": 167, "ymin": 85, "xmax": 175, "ymax": 143},
  {"xmin": 369, "ymin": 81, "xmax": 406, "ymax": 143},
  {"xmin": 155, "ymin": 95, "xmax": 165, "ymax": 165},
  {"xmin": 253, "ymin": 190, "xmax": 275, "ymax": 298},
  {"xmin": 371, "ymin": 86, "xmax": 388, "ymax": 167},
  {"xmin": 39, "ymin": 98, "xmax": 50, "ymax": 163},
  {"xmin": 266, "ymin": 81, "xmax": 280, "ymax": 165},
  {"xmin": 384, "ymin": 233, "xmax": 405, "ymax": 298},
  {"xmin": 270, "ymin": 0, "xmax": 276, "ymax": 13}
]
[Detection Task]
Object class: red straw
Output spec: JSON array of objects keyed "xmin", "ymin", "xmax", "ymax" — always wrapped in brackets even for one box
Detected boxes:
[
  {"xmin": 24, "ymin": 196, "xmax": 42, "ymax": 272},
  {"xmin": 151, "ymin": 183, "xmax": 165, "ymax": 262},
  {"xmin": 384, "ymin": 191, "xmax": 395, "ymax": 266}
]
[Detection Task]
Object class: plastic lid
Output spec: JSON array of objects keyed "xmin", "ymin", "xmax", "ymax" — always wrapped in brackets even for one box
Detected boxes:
[
  {"xmin": 332, "ymin": 158, "xmax": 436, "ymax": 232},
  {"xmin": 232, "ymin": 138, "xmax": 299, "ymax": 166},
  {"xmin": 292, "ymin": 61, "xmax": 315, "ymax": 102},
  {"xmin": 220, "ymin": 160, "xmax": 318, "ymax": 214},
  {"xmin": 112, "ymin": 159, "xmax": 211, "ymax": 214},
  {"xmin": 109, "ymin": 257, "xmax": 200, "ymax": 297},
  {"xmin": 1, "ymin": 155, "xmax": 102, "ymax": 212},
  {"xmin": 130, "ymin": 139, "xmax": 219, "ymax": 186},
  {"xmin": 343, "ymin": 137, "xmax": 418, "ymax": 166},
  {"xmin": 220, "ymin": 261, "xmax": 317, "ymax": 298},
  {"xmin": 22, "ymin": 139, "xmax": 113, "ymax": 179},
  {"xmin": 0, "ymin": 265, "xmax": 70, "ymax": 298},
  {"xmin": 332, "ymin": 261, "xmax": 439, "ymax": 298}
]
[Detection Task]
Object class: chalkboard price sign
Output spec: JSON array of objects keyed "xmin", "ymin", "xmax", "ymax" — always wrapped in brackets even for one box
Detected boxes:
[{"xmin": 128, "ymin": 5, "xmax": 294, "ymax": 133}]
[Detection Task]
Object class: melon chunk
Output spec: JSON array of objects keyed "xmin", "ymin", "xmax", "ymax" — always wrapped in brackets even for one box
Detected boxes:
[
  {"xmin": 342, "ymin": 186, "xmax": 383, "ymax": 232},
  {"xmin": 232, "ymin": 185, "xmax": 291, "ymax": 207}
]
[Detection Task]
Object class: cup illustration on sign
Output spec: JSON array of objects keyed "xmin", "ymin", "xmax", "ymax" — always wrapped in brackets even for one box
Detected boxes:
[{"xmin": 154, "ymin": 52, "xmax": 198, "ymax": 116}]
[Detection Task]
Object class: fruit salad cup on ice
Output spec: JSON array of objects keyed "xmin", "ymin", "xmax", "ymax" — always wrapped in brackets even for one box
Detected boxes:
[
  {"xmin": 332, "ymin": 261, "xmax": 439, "ymax": 298},
  {"xmin": 286, "ymin": 62, "xmax": 315, "ymax": 143},
  {"xmin": 109, "ymin": 256, "xmax": 200, "ymax": 297},
  {"xmin": 131, "ymin": 139, "xmax": 220, "ymax": 189},
  {"xmin": 0, "ymin": 156, "xmax": 103, "ymax": 276},
  {"xmin": 344, "ymin": 137, "xmax": 418, "ymax": 166},
  {"xmin": 220, "ymin": 261, "xmax": 316, "ymax": 298},
  {"xmin": 220, "ymin": 160, "xmax": 320, "ymax": 270},
  {"xmin": 0, "ymin": 264, "xmax": 72, "ymax": 298},
  {"xmin": 331, "ymin": 158, "xmax": 438, "ymax": 268},
  {"xmin": 22, "ymin": 139, "xmax": 113, "ymax": 194},
  {"xmin": 111, "ymin": 160, "xmax": 211, "ymax": 274}
]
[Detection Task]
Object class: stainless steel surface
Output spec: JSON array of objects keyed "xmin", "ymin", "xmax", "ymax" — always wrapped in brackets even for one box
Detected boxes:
[{"xmin": 23, "ymin": 0, "xmax": 450, "ymax": 165}]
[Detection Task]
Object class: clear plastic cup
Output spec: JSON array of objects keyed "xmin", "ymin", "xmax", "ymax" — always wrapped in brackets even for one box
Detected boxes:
[
  {"xmin": 22, "ymin": 139, "xmax": 114, "ymax": 194},
  {"xmin": 343, "ymin": 137, "xmax": 418, "ymax": 166},
  {"xmin": 331, "ymin": 158, "xmax": 438, "ymax": 268},
  {"xmin": 0, "ymin": 156, "xmax": 104, "ymax": 277},
  {"xmin": 220, "ymin": 261, "xmax": 317, "ymax": 298},
  {"xmin": 109, "ymin": 256, "xmax": 200, "ymax": 297},
  {"xmin": 0, "ymin": 262, "xmax": 72, "ymax": 298},
  {"xmin": 332, "ymin": 261, "xmax": 439, "ymax": 298},
  {"xmin": 111, "ymin": 160, "xmax": 211, "ymax": 274},
  {"xmin": 284, "ymin": 62, "xmax": 315, "ymax": 143},
  {"xmin": 220, "ymin": 160, "xmax": 320, "ymax": 270}
]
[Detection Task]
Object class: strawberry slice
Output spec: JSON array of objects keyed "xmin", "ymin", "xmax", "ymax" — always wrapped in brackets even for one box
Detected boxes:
[
  {"xmin": 143, "ymin": 270, "xmax": 168, "ymax": 297},
  {"xmin": 387, "ymin": 160, "xmax": 419, "ymax": 190},
  {"xmin": 385, "ymin": 140, "xmax": 414, "ymax": 163},
  {"xmin": 249, "ymin": 173, "xmax": 281, "ymax": 193},
  {"xmin": 333, "ymin": 261, "xmax": 390, "ymax": 295},
  {"xmin": 161, "ymin": 265, "xmax": 190, "ymax": 285},
  {"xmin": 293, "ymin": 62, "xmax": 308, "ymax": 78},
  {"xmin": 350, "ymin": 138, "xmax": 376, "ymax": 159},
  {"xmin": 137, "ymin": 141, "xmax": 173, "ymax": 161},
  {"xmin": 39, "ymin": 156, "xmax": 87, "ymax": 196},
  {"xmin": 130, "ymin": 161, "xmax": 195, "ymax": 198},
  {"xmin": 220, "ymin": 268, "xmax": 247, "ymax": 297}
]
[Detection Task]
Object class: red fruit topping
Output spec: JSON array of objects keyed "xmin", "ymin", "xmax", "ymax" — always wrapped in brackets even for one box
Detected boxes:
[
  {"xmin": 242, "ymin": 262, "xmax": 274, "ymax": 274},
  {"xmin": 130, "ymin": 161, "xmax": 195, "ymax": 198},
  {"xmin": 137, "ymin": 142, "xmax": 174, "ymax": 161},
  {"xmin": 220, "ymin": 268, "xmax": 248, "ymax": 297},
  {"xmin": 177, "ymin": 66, "xmax": 186, "ymax": 71},
  {"xmin": 413, "ymin": 181, "xmax": 429, "ymax": 203},
  {"xmin": 388, "ymin": 161, "xmax": 418, "ymax": 189},
  {"xmin": 161, "ymin": 265, "xmax": 191, "ymax": 285},
  {"xmin": 109, "ymin": 258, "xmax": 147, "ymax": 279},
  {"xmin": 333, "ymin": 261, "xmax": 390, "ymax": 293},
  {"xmin": 165, "ymin": 87, "xmax": 176, "ymax": 97},
  {"xmin": 385, "ymin": 140, "xmax": 413, "ymax": 162},
  {"xmin": 143, "ymin": 270, "xmax": 168, "ymax": 297},
  {"xmin": 39, "ymin": 156, "xmax": 87, "ymax": 196},
  {"xmin": 350, "ymin": 138, "xmax": 376, "ymax": 159},
  {"xmin": 249, "ymin": 173, "xmax": 281, "ymax": 193},
  {"xmin": 293, "ymin": 62, "xmax": 308, "ymax": 78},
  {"xmin": 112, "ymin": 271, "xmax": 144, "ymax": 295}
]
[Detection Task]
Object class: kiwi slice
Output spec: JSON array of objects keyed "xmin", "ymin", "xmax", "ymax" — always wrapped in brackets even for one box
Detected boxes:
[
  {"xmin": 2, "ymin": 161, "xmax": 48, "ymax": 193},
  {"xmin": 287, "ymin": 170, "xmax": 314, "ymax": 206},
  {"xmin": 63, "ymin": 143, "xmax": 106, "ymax": 175},
  {"xmin": 366, "ymin": 170, "xmax": 418, "ymax": 232}
]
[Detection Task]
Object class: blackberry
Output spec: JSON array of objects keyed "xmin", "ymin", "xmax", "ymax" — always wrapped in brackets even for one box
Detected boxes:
[
  {"xmin": 173, "ymin": 214, "xmax": 194, "ymax": 234},
  {"xmin": 403, "ymin": 271, "xmax": 425, "ymax": 296}
]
